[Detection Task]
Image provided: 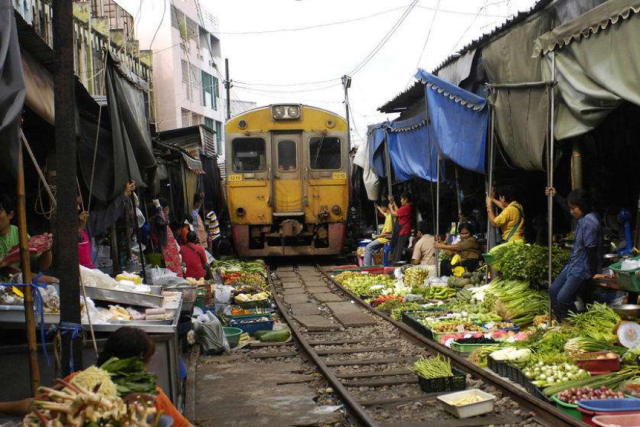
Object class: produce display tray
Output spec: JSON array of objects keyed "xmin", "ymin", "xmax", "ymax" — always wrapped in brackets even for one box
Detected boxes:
[
  {"xmin": 0, "ymin": 305, "xmax": 59, "ymax": 326},
  {"xmin": 401, "ymin": 311, "xmax": 433, "ymax": 339},
  {"xmin": 83, "ymin": 286, "xmax": 164, "ymax": 308},
  {"xmin": 229, "ymin": 317, "xmax": 274, "ymax": 336},
  {"xmin": 236, "ymin": 299, "xmax": 272, "ymax": 309},
  {"xmin": 551, "ymin": 394, "xmax": 583, "ymax": 421},
  {"xmin": 451, "ymin": 341, "xmax": 499, "ymax": 355},
  {"xmin": 437, "ymin": 389, "xmax": 496, "ymax": 419},
  {"xmin": 417, "ymin": 367, "xmax": 467, "ymax": 393}
]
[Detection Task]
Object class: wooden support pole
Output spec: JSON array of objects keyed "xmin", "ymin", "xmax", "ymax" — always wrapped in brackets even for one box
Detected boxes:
[
  {"xmin": 53, "ymin": 0, "xmax": 82, "ymax": 376},
  {"xmin": 17, "ymin": 138, "xmax": 41, "ymax": 395}
]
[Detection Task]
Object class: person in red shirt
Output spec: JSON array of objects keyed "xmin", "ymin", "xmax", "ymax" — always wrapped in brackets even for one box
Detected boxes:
[
  {"xmin": 389, "ymin": 193, "xmax": 414, "ymax": 264},
  {"xmin": 180, "ymin": 231, "xmax": 208, "ymax": 280}
]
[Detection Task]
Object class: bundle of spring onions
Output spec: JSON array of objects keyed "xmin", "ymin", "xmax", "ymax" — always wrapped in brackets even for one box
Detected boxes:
[
  {"xmin": 564, "ymin": 337, "xmax": 627, "ymax": 357},
  {"xmin": 567, "ymin": 303, "xmax": 620, "ymax": 344}
]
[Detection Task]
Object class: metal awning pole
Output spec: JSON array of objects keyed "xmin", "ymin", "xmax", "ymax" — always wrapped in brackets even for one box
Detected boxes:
[
  {"xmin": 487, "ymin": 104, "xmax": 495, "ymax": 250},
  {"xmin": 454, "ymin": 165, "xmax": 462, "ymax": 223},
  {"xmin": 548, "ymin": 53, "xmax": 556, "ymax": 326},
  {"xmin": 436, "ymin": 153, "xmax": 441, "ymax": 276},
  {"xmin": 384, "ymin": 135, "xmax": 393, "ymax": 199}
]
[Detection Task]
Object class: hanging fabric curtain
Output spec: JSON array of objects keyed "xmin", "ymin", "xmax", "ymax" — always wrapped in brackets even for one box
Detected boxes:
[
  {"xmin": 353, "ymin": 126, "xmax": 381, "ymax": 200},
  {"xmin": 386, "ymin": 112, "xmax": 441, "ymax": 182},
  {"xmin": 534, "ymin": 0, "xmax": 640, "ymax": 140},
  {"xmin": 415, "ymin": 70, "xmax": 489, "ymax": 174},
  {"xmin": 0, "ymin": 0, "xmax": 26, "ymax": 176},
  {"xmin": 482, "ymin": 7, "xmax": 556, "ymax": 171}
]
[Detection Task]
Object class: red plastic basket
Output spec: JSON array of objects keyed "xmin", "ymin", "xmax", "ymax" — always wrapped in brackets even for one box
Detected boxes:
[{"xmin": 575, "ymin": 352, "xmax": 621, "ymax": 374}]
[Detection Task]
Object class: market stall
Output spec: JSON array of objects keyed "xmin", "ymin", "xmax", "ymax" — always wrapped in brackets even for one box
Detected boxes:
[
  {"xmin": 0, "ymin": 267, "xmax": 187, "ymax": 404},
  {"xmin": 330, "ymin": 244, "xmax": 640, "ymax": 424}
]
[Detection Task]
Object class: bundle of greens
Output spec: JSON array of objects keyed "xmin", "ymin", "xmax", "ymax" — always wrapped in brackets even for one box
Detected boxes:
[
  {"xmin": 567, "ymin": 303, "xmax": 620, "ymax": 344},
  {"xmin": 410, "ymin": 355, "xmax": 452, "ymax": 379},
  {"xmin": 492, "ymin": 243, "xmax": 569, "ymax": 288},
  {"xmin": 489, "ymin": 280, "xmax": 548, "ymax": 326},
  {"xmin": 100, "ymin": 357, "xmax": 158, "ymax": 396},
  {"xmin": 565, "ymin": 336, "xmax": 627, "ymax": 357}
]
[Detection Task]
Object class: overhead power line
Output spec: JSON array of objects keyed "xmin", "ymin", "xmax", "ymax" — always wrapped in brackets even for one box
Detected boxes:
[
  {"xmin": 233, "ymin": 82, "xmax": 343, "ymax": 94},
  {"xmin": 349, "ymin": 0, "xmax": 420, "ymax": 76}
]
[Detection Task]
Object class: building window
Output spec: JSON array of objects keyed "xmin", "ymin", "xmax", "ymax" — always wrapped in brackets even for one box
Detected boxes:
[
  {"xmin": 171, "ymin": 6, "xmax": 184, "ymax": 31},
  {"xmin": 181, "ymin": 60, "xmax": 188, "ymax": 83},
  {"xmin": 201, "ymin": 71, "xmax": 215, "ymax": 109},
  {"xmin": 213, "ymin": 75, "xmax": 219, "ymax": 105},
  {"xmin": 204, "ymin": 117, "xmax": 214, "ymax": 130},
  {"xmin": 215, "ymin": 120, "xmax": 222, "ymax": 154},
  {"xmin": 181, "ymin": 109, "xmax": 191, "ymax": 127}
]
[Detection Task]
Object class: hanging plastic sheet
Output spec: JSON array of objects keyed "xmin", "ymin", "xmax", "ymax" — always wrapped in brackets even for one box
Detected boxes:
[
  {"xmin": 416, "ymin": 70, "xmax": 488, "ymax": 174},
  {"xmin": 0, "ymin": 0, "xmax": 26, "ymax": 176},
  {"xmin": 534, "ymin": 0, "xmax": 640, "ymax": 140},
  {"xmin": 387, "ymin": 112, "xmax": 441, "ymax": 183}
]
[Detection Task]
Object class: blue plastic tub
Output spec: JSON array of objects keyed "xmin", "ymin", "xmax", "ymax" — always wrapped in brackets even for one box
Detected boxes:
[
  {"xmin": 230, "ymin": 317, "xmax": 274, "ymax": 336},
  {"xmin": 579, "ymin": 399, "xmax": 640, "ymax": 412}
]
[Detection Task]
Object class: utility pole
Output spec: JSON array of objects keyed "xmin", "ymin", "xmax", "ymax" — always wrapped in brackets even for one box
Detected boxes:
[
  {"xmin": 224, "ymin": 58, "xmax": 232, "ymax": 120},
  {"xmin": 53, "ymin": 0, "xmax": 82, "ymax": 376},
  {"xmin": 342, "ymin": 75, "xmax": 352, "ymax": 149}
]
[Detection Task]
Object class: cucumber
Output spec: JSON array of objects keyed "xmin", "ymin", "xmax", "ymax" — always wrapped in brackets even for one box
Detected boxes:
[
  {"xmin": 254, "ymin": 330, "xmax": 272, "ymax": 339},
  {"xmin": 259, "ymin": 330, "xmax": 291, "ymax": 343}
]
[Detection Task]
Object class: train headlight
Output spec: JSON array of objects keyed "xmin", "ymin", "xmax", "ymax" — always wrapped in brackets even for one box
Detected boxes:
[
  {"xmin": 236, "ymin": 207, "xmax": 246, "ymax": 217},
  {"xmin": 331, "ymin": 205, "xmax": 342, "ymax": 215},
  {"xmin": 271, "ymin": 104, "xmax": 301, "ymax": 121}
]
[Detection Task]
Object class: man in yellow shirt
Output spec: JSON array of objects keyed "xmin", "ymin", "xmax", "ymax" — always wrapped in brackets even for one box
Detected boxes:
[
  {"xmin": 364, "ymin": 201, "xmax": 393, "ymax": 266},
  {"xmin": 486, "ymin": 185, "xmax": 525, "ymax": 242}
]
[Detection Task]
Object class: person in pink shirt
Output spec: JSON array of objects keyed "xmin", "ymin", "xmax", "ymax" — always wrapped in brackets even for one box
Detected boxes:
[{"xmin": 389, "ymin": 193, "xmax": 414, "ymax": 264}]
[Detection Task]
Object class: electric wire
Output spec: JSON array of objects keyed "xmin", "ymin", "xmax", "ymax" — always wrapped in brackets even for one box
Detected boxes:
[{"xmin": 349, "ymin": 0, "xmax": 420, "ymax": 76}]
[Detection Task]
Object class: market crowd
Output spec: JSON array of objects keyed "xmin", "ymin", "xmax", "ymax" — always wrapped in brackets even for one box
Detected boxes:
[{"xmin": 362, "ymin": 184, "xmax": 607, "ymax": 322}]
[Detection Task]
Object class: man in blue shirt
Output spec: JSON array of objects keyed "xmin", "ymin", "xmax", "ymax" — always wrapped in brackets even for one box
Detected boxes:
[{"xmin": 547, "ymin": 188, "xmax": 602, "ymax": 321}]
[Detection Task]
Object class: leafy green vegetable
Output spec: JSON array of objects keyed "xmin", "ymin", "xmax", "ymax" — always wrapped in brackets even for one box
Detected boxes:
[
  {"xmin": 100, "ymin": 357, "xmax": 158, "ymax": 396},
  {"xmin": 567, "ymin": 303, "xmax": 620, "ymax": 344},
  {"xmin": 492, "ymin": 244, "xmax": 569, "ymax": 288}
]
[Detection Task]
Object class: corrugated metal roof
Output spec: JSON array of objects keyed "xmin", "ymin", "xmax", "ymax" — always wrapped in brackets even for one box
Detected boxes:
[{"xmin": 378, "ymin": 0, "xmax": 555, "ymax": 113}]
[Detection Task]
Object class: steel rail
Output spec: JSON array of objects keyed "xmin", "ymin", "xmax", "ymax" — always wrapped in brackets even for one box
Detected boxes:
[
  {"xmin": 267, "ymin": 269, "xmax": 381, "ymax": 427},
  {"xmin": 316, "ymin": 265, "xmax": 586, "ymax": 427}
]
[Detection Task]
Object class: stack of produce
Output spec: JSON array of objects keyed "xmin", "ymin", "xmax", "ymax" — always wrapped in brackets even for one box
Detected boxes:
[
  {"xmin": 522, "ymin": 362, "xmax": 589, "ymax": 388},
  {"xmin": 410, "ymin": 355, "xmax": 453, "ymax": 379},
  {"xmin": 556, "ymin": 386, "xmax": 624, "ymax": 404},
  {"xmin": 489, "ymin": 243, "xmax": 569, "ymax": 288},
  {"xmin": 566, "ymin": 303, "xmax": 620, "ymax": 344},
  {"xmin": 335, "ymin": 273, "xmax": 396, "ymax": 298},
  {"xmin": 542, "ymin": 367, "xmax": 640, "ymax": 397},
  {"xmin": 489, "ymin": 280, "xmax": 548, "ymax": 326},
  {"xmin": 404, "ymin": 267, "xmax": 432, "ymax": 287},
  {"xmin": 447, "ymin": 272, "xmax": 484, "ymax": 288}
]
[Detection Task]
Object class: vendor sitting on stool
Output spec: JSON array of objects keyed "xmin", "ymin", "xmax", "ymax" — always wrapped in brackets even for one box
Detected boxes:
[
  {"xmin": 363, "ymin": 201, "xmax": 393, "ymax": 266},
  {"xmin": 434, "ymin": 222, "xmax": 481, "ymax": 276},
  {"xmin": 546, "ymin": 187, "xmax": 602, "ymax": 322}
]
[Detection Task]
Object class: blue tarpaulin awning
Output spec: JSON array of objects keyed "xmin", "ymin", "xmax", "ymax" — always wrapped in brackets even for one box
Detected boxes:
[
  {"xmin": 387, "ymin": 112, "xmax": 441, "ymax": 182},
  {"xmin": 415, "ymin": 69, "xmax": 488, "ymax": 174},
  {"xmin": 368, "ymin": 125, "xmax": 387, "ymax": 178}
]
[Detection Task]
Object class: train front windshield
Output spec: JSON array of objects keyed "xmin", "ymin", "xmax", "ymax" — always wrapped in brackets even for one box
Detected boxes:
[{"xmin": 233, "ymin": 138, "xmax": 266, "ymax": 172}]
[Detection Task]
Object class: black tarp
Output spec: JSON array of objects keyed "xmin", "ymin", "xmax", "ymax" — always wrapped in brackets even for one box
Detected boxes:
[
  {"xmin": 0, "ymin": 0, "xmax": 25, "ymax": 176},
  {"xmin": 200, "ymin": 153, "xmax": 228, "ymax": 226},
  {"xmin": 96, "ymin": 53, "xmax": 156, "ymax": 201}
]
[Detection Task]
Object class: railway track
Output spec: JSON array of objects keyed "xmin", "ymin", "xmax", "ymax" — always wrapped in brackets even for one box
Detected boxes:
[{"xmin": 268, "ymin": 263, "xmax": 585, "ymax": 427}]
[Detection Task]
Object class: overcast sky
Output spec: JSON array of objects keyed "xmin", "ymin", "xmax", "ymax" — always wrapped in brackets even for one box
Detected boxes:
[{"xmin": 125, "ymin": 0, "xmax": 539, "ymax": 145}]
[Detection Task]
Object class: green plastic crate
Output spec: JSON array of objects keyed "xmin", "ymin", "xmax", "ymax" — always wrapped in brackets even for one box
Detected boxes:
[
  {"xmin": 450, "ymin": 341, "xmax": 499, "ymax": 354},
  {"xmin": 610, "ymin": 258, "xmax": 640, "ymax": 292},
  {"xmin": 551, "ymin": 394, "xmax": 582, "ymax": 421}
]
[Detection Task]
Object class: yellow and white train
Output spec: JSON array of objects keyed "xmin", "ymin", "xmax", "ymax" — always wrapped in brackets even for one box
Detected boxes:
[{"xmin": 225, "ymin": 104, "xmax": 350, "ymax": 257}]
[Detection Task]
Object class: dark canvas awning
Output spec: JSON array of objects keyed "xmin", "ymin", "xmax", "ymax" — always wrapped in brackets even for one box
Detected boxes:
[
  {"xmin": 0, "ymin": 0, "xmax": 26, "ymax": 175},
  {"xmin": 535, "ymin": 0, "xmax": 640, "ymax": 140}
]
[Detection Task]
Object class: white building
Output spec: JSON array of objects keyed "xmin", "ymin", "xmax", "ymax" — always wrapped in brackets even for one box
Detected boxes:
[{"xmin": 134, "ymin": 0, "xmax": 226, "ymax": 156}]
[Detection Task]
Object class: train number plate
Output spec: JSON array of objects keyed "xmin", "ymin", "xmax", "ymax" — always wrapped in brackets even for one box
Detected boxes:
[
  {"xmin": 228, "ymin": 174, "xmax": 243, "ymax": 182},
  {"xmin": 332, "ymin": 172, "xmax": 347, "ymax": 180}
]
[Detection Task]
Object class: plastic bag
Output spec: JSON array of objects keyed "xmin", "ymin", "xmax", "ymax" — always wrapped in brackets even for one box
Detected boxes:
[
  {"xmin": 214, "ymin": 284, "xmax": 234, "ymax": 316},
  {"xmin": 193, "ymin": 312, "xmax": 229, "ymax": 355}
]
